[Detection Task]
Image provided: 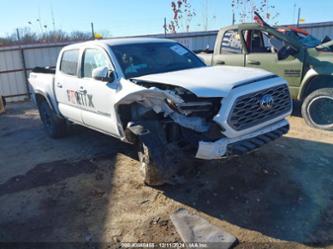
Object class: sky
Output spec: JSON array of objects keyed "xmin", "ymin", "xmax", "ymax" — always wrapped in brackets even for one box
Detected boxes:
[{"xmin": 1, "ymin": 0, "xmax": 333, "ymax": 37}]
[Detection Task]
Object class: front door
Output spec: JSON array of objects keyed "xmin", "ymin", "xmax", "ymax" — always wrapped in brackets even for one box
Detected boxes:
[
  {"xmin": 79, "ymin": 47, "xmax": 120, "ymax": 137},
  {"xmin": 243, "ymin": 29, "xmax": 303, "ymax": 95}
]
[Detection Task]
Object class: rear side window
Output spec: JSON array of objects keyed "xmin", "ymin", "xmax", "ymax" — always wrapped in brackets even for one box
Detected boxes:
[
  {"xmin": 221, "ymin": 30, "xmax": 242, "ymax": 54},
  {"xmin": 60, "ymin": 50, "xmax": 79, "ymax": 76}
]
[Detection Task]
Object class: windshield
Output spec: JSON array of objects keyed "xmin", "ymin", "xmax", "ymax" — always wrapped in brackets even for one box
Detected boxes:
[{"xmin": 111, "ymin": 42, "xmax": 205, "ymax": 78}]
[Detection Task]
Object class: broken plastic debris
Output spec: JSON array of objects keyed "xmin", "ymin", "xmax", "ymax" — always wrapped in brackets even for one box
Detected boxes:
[{"xmin": 170, "ymin": 208, "xmax": 237, "ymax": 249}]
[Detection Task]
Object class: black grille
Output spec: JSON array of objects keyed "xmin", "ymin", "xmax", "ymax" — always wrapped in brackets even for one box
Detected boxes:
[{"xmin": 228, "ymin": 85, "xmax": 291, "ymax": 131}]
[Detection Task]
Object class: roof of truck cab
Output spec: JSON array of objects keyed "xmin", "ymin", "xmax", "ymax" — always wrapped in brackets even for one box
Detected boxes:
[
  {"xmin": 219, "ymin": 23, "xmax": 261, "ymax": 31},
  {"xmin": 63, "ymin": 37, "xmax": 177, "ymax": 50},
  {"xmin": 102, "ymin": 37, "xmax": 176, "ymax": 46}
]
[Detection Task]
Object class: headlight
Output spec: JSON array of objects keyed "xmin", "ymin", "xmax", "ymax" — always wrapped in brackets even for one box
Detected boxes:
[{"xmin": 166, "ymin": 97, "xmax": 222, "ymax": 119}]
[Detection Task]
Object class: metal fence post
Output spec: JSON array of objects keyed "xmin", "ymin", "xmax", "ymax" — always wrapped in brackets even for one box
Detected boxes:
[{"xmin": 20, "ymin": 48, "xmax": 30, "ymax": 99}]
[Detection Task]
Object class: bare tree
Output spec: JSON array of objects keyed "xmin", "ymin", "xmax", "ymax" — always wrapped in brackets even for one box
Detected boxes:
[
  {"xmin": 166, "ymin": 0, "xmax": 196, "ymax": 33},
  {"xmin": 70, "ymin": 31, "xmax": 91, "ymax": 41},
  {"xmin": 231, "ymin": 0, "xmax": 279, "ymax": 25},
  {"xmin": 46, "ymin": 30, "xmax": 69, "ymax": 42},
  {"xmin": 0, "ymin": 28, "xmax": 93, "ymax": 46}
]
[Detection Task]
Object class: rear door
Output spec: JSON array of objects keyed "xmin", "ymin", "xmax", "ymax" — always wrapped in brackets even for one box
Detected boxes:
[
  {"xmin": 54, "ymin": 49, "xmax": 83, "ymax": 123},
  {"xmin": 79, "ymin": 47, "xmax": 119, "ymax": 136},
  {"xmin": 212, "ymin": 29, "xmax": 245, "ymax": 66}
]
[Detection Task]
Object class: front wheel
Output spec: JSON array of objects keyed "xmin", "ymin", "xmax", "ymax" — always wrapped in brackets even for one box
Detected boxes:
[
  {"xmin": 1, "ymin": 96, "xmax": 6, "ymax": 107},
  {"xmin": 302, "ymin": 88, "xmax": 333, "ymax": 131},
  {"xmin": 138, "ymin": 142, "xmax": 167, "ymax": 186}
]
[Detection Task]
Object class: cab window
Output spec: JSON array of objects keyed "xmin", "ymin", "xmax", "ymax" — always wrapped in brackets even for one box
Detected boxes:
[
  {"xmin": 60, "ymin": 49, "xmax": 79, "ymax": 76},
  {"xmin": 243, "ymin": 30, "xmax": 284, "ymax": 53},
  {"xmin": 221, "ymin": 30, "xmax": 242, "ymax": 54},
  {"xmin": 82, "ymin": 48, "xmax": 111, "ymax": 78}
]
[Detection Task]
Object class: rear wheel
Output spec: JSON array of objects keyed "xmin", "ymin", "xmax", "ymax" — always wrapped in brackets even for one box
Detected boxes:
[
  {"xmin": 1, "ymin": 96, "xmax": 6, "ymax": 107},
  {"xmin": 38, "ymin": 100, "xmax": 67, "ymax": 138},
  {"xmin": 302, "ymin": 88, "xmax": 333, "ymax": 131}
]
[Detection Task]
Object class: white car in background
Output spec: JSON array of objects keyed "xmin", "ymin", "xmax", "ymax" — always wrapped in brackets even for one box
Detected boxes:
[{"xmin": 29, "ymin": 38, "xmax": 292, "ymax": 185}]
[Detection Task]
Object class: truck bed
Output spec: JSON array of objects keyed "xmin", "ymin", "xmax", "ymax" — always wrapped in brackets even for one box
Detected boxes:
[
  {"xmin": 32, "ymin": 67, "xmax": 56, "ymax": 74},
  {"xmin": 28, "ymin": 69, "xmax": 56, "ymax": 107}
]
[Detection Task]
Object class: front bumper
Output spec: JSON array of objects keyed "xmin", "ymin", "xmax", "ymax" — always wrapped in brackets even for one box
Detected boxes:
[{"xmin": 195, "ymin": 119, "xmax": 289, "ymax": 160}]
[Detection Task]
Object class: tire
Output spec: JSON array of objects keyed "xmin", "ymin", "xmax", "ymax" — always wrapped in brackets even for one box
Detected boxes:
[
  {"xmin": 1, "ymin": 96, "xmax": 6, "ymax": 107},
  {"xmin": 137, "ymin": 142, "xmax": 166, "ymax": 186},
  {"xmin": 38, "ymin": 100, "xmax": 67, "ymax": 138},
  {"xmin": 302, "ymin": 88, "xmax": 333, "ymax": 131}
]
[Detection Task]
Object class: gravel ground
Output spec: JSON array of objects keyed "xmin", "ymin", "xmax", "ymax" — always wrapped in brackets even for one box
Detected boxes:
[{"xmin": 0, "ymin": 101, "xmax": 332, "ymax": 248}]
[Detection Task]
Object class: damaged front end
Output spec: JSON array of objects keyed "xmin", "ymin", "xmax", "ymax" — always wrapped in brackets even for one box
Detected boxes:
[
  {"xmin": 116, "ymin": 80, "xmax": 225, "ymax": 184},
  {"xmin": 119, "ymin": 80, "xmax": 225, "ymax": 149}
]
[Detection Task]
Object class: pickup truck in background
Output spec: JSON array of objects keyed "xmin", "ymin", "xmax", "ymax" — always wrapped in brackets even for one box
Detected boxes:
[
  {"xmin": 198, "ymin": 12, "xmax": 333, "ymax": 131},
  {"xmin": 29, "ymin": 38, "xmax": 292, "ymax": 186}
]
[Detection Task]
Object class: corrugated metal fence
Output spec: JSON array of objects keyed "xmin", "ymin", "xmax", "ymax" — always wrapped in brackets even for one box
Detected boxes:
[
  {"xmin": 298, "ymin": 21, "xmax": 333, "ymax": 40},
  {"xmin": 1, "ymin": 21, "xmax": 333, "ymax": 102},
  {"xmin": 0, "ymin": 42, "xmax": 68, "ymax": 102},
  {"xmin": 0, "ymin": 30, "xmax": 218, "ymax": 102}
]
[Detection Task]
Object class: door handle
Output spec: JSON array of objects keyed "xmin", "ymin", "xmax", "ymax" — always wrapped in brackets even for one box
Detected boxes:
[
  {"xmin": 247, "ymin": 60, "xmax": 261, "ymax": 65},
  {"xmin": 56, "ymin": 82, "xmax": 63, "ymax": 88}
]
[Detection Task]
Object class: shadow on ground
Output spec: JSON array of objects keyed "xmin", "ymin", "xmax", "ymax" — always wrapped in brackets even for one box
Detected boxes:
[
  {"xmin": 0, "ymin": 102, "xmax": 138, "ymax": 243},
  {"xmin": 161, "ymin": 136, "xmax": 333, "ymax": 246},
  {"xmin": 292, "ymin": 100, "xmax": 302, "ymax": 117},
  {"xmin": 1, "ymin": 102, "xmax": 333, "ymax": 247}
]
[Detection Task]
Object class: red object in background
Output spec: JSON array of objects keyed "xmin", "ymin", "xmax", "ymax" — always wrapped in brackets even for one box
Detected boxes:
[
  {"xmin": 287, "ymin": 26, "xmax": 309, "ymax": 35},
  {"xmin": 277, "ymin": 26, "xmax": 309, "ymax": 36},
  {"xmin": 254, "ymin": 15, "xmax": 264, "ymax": 27}
]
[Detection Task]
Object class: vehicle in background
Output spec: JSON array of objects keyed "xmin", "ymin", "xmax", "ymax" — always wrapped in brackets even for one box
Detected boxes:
[
  {"xmin": 198, "ymin": 12, "xmax": 333, "ymax": 131},
  {"xmin": 29, "ymin": 38, "xmax": 292, "ymax": 186}
]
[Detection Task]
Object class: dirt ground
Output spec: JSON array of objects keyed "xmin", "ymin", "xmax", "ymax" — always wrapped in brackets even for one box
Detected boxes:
[{"xmin": 0, "ymin": 101, "xmax": 333, "ymax": 249}]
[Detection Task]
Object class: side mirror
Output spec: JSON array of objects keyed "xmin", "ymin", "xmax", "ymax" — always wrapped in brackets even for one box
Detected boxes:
[
  {"xmin": 92, "ymin": 66, "xmax": 114, "ymax": 82},
  {"xmin": 277, "ymin": 45, "xmax": 298, "ymax": 60}
]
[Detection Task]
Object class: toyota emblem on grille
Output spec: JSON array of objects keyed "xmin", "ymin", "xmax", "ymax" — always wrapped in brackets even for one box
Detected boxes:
[{"xmin": 259, "ymin": 94, "xmax": 274, "ymax": 110}]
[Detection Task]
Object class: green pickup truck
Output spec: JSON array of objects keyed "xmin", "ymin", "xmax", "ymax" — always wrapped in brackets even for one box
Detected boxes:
[{"xmin": 198, "ymin": 13, "xmax": 333, "ymax": 130}]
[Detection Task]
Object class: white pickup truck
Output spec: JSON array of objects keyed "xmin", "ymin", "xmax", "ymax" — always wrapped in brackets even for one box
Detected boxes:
[{"xmin": 29, "ymin": 38, "xmax": 292, "ymax": 185}]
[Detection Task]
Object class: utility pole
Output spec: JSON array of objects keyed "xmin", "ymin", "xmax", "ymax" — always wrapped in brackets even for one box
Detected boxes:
[
  {"xmin": 293, "ymin": 3, "xmax": 296, "ymax": 24},
  {"xmin": 204, "ymin": 0, "xmax": 208, "ymax": 31},
  {"xmin": 37, "ymin": 7, "xmax": 44, "ymax": 35},
  {"xmin": 16, "ymin": 28, "xmax": 30, "ymax": 99},
  {"xmin": 297, "ymin": 8, "xmax": 301, "ymax": 27},
  {"xmin": 164, "ymin": 17, "xmax": 167, "ymax": 37},
  {"xmin": 50, "ymin": 3, "xmax": 56, "ymax": 31},
  {"xmin": 232, "ymin": 13, "xmax": 235, "ymax": 25},
  {"xmin": 91, "ymin": 22, "xmax": 95, "ymax": 39},
  {"xmin": 16, "ymin": 28, "xmax": 21, "ymax": 42}
]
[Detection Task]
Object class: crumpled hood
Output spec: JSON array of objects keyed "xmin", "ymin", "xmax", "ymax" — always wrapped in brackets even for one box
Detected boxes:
[{"xmin": 133, "ymin": 66, "xmax": 275, "ymax": 97}]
